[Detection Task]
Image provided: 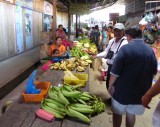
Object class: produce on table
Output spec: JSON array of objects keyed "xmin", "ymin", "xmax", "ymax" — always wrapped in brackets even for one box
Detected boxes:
[
  {"xmin": 41, "ymin": 84, "xmax": 106, "ymax": 123},
  {"xmin": 49, "ymin": 57, "xmax": 91, "ymax": 72}
]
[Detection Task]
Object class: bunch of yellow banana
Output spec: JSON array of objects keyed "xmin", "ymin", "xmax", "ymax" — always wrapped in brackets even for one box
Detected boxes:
[{"xmin": 76, "ymin": 66, "xmax": 85, "ymax": 72}]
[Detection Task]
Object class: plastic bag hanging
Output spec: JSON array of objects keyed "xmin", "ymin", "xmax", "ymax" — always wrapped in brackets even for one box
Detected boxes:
[{"xmin": 26, "ymin": 70, "xmax": 41, "ymax": 94}]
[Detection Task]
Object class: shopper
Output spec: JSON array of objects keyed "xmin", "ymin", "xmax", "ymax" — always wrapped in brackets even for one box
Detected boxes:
[
  {"xmin": 94, "ymin": 23, "xmax": 128, "ymax": 89},
  {"xmin": 142, "ymin": 77, "xmax": 160, "ymax": 127},
  {"xmin": 109, "ymin": 26, "xmax": 157, "ymax": 127},
  {"xmin": 107, "ymin": 25, "xmax": 114, "ymax": 40},
  {"xmin": 101, "ymin": 26, "xmax": 109, "ymax": 46},
  {"xmin": 90, "ymin": 25, "xmax": 101, "ymax": 49}
]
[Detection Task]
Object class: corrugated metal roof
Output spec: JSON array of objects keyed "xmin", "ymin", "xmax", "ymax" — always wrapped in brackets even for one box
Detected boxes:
[
  {"xmin": 47, "ymin": 0, "xmax": 119, "ymax": 12},
  {"xmin": 59, "ymin": 0, "xmax": 118, "ymax": 11}
]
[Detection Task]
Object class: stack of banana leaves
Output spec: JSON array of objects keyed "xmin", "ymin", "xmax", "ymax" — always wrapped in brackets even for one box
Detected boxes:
[{"xmin": 41, "ymin": 84, "xmax": 106, "ymax": 123}]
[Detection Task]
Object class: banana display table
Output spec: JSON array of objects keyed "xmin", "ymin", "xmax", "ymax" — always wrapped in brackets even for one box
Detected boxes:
[{"xmin": 0, "ymin": 66, "xmax": 90, "ymax": 127}]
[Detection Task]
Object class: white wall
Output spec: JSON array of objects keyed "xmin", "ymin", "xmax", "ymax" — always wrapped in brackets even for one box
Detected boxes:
[
  {"xmin": 0, "ymin": 47, "xmax": 40, "ymax": 89},
  {"xmin": 57, "ymin": 11, "xmax": 68, "ymax": 28}
]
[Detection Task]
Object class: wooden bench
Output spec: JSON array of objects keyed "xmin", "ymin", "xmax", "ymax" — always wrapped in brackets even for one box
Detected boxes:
[{"xmin": 0, "ymin": 66, "xmax": 90, "ymax": 127}]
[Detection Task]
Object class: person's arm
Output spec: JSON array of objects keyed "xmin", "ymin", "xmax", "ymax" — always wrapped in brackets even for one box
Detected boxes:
[
  {"xmin": 59, "ymin": 46, "xmax": 66, "ymax": 56},
  {"xmin": 109, "ymin": 75, "xmax": 118, "ymax": 87},
  {"xmin": 142, "ymin": 77, "xmax": 160, "ymax": 109},
  {"xmin": 108, "ymin": 47, "xmax": 126, "ymax": 95}
]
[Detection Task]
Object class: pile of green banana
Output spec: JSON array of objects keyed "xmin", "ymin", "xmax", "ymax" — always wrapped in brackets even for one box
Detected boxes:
[
  {"xmin": 70, "ymin": 47, "xmax": 88, "ymax": 58},
  {"xmin": 41, "ymin": 84, "xmax": 106, "ymax": 123}
]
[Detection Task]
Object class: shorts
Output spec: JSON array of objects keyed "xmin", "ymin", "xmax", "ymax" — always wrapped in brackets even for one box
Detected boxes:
[{"xmin": 111, "ymin": 98, "xmax": 145, "ymax": 115}]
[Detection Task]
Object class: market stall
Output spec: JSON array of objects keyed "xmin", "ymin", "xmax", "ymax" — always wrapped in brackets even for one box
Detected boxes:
[
  {"xmin": 0, "ymin": 37, "xmax": 104, "ymax": 126},
  {"xmin": 0, "ymin": 67, "xmax": 90, "ymax": 127}
]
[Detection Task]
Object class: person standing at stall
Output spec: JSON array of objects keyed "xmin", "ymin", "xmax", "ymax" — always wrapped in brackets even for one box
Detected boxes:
[
  {"xmin": 91, "ymin": 25, "xmax": 101, "ymax": 50},
  {"xmin": 108, "ymin": 26, "xmax": 157, "ymax": 127},
  {"xmin": 101, "ymin": 26, "xmax": 109, "ymax": 48},
  {"xmin": 94, "ymin": 23, "xmax": 128, "ymax": 89}
]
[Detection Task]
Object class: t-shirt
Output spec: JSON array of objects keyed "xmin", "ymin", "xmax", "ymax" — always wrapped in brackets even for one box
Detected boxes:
[
  {"xmin": 56, "ymin": 30, "xmax": 66, "ymax": 40},
  {"xmin": 97, "ymin": 37, "xmax": 128, "ymax": 65},
  {"xmin": 50, "ymin": 44, "xmax": 66, "ymax": 55},
  {"xmin": 91, "ymin": 30, "xmax": 100, "ymax": 44},
  {"xmin": 111, "ymin": 39, "xmax": 157, "ymax": 105}
]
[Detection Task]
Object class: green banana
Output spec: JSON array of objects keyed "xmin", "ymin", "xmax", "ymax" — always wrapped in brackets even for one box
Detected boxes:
[
  {"xmin": 44, "ymin": 98, "xmax": 65, "ymax": 108},
  {"xmin": 48, "ymin": 90, "xmax": 65, "ymax": 104},
  {"xmin": 41, "ymin": 103, "xmax": 64, "ymax": 119},
  {"xmin": 67, "ymin": 106, "xmax": 91, "ymax": 123},
  {"xmin": 82, "ymin": 92, "xmax": 93, "ymax": 99},
  {"xmin": 61, "ymin": 87, "xmax": 81, "ymax": 98},
  {"xmin": 48, "ymin": 88, "xmax": 58, "ymax": 99},
  {"xmin": 65, "ymin": 106, "xmax": 73, "ymax": 117},
  {"xmin": 53, "ymin": 86, "xmax": 61, "ymax": 92},
  {"xmin": 79, "ymin": 96, "xmax": 91, "ymax": 101},
  {"xmin": 51, "ymin": 87, "xmax": 58, "ymax": 94},
  {"xmin": 44, "ymin": 103, "xmax": 66, "ymax": 116},
  {"xmin": 63, "ymin": 85, "xmax": 73, "ymax": 92},
  {"xmin": 68, "ymin": 97, "xmax": 78, "ymax": 103},
  {"xmin": 69, "ymin": 105, "xmax": 94, "ymax": 114},
  {"xmin": 44, "ymin": 102, "xmax": 65, "ymax": 112},
  {"xmin": 72, "ymin": 84, "xmax": 82, "ymax": 90},
  {"xmin": 70, "ymin": 103, "xmax": 93, "ymax": 109},
  {"xmin": 77, "ymin": 98, "xmax": 87, "ymax": 105},
  {"xmin": 58, "ymin": 91, "xmax": 70, "ymax": 105}
]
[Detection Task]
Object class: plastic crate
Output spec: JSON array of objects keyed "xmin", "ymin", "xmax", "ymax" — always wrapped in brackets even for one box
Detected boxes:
[
  {"xmin": 64, "ymin": 73, "xmax": 88, "ymax": 86},
  {"xmin": 22, "ymin": 82, "xmax": 51, "ymax": 103}
]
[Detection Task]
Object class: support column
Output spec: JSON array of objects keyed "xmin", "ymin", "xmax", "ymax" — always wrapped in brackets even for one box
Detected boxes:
[
  {"xmin": 68, "ymin": 5, "xmax": 71, "ymax": 40},
  {"xmin": 76, "ymin": 14, "xmax": 78, "ymax": 38},
  {"xmin": 52, "ymin": 0, "xmax": 57, "ymax": 41},
  {"xmin": 79, "ymin": 15, "xmax": 81, "ymax": 29}
]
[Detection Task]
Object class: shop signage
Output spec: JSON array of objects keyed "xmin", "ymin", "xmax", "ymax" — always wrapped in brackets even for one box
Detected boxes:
[
  {"xmin": 109, "ymin": 13, "xmax": 119, "ymax": 21},
  {"xmin": 44, "ymin": 1, "xmax": 53, "ymax": 16}
]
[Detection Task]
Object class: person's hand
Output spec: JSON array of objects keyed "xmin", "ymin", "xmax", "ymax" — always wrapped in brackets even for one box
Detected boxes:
[
  {"xmin": 108, "ymin": 85, "xmax": 115, "ymax": 96},
  {"xmin": 141, "ymin": 94, "xmax": 152, "ymax": 109},
  {"xmin": 90, "ymin": 55, "xmax": 97, "ymax": 59}
]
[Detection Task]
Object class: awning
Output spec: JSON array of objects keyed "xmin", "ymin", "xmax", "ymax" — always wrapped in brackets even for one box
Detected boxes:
[{"xmin": 47, "ymin": 0, "xmax": 118, "ymax": 13}]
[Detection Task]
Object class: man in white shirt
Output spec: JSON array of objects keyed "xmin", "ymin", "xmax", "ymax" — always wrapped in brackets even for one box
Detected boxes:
[{"xmin": 95, "ymin": 23, "xmax": 128, "ymax": 89}]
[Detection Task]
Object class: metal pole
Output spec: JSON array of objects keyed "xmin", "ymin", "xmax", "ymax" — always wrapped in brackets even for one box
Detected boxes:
[
  {"xmin": 76, "ymin": 14, "xmax": 78, "ymax": 38},
  {"xmin": 52, "ymin": 0, "xmax": 57, "ymax": 41}
]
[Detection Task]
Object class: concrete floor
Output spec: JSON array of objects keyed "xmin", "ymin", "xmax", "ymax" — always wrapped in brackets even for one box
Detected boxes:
[{"xmin": 0, "ymin": 67, "xmax": 159, "ymax": 127}]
